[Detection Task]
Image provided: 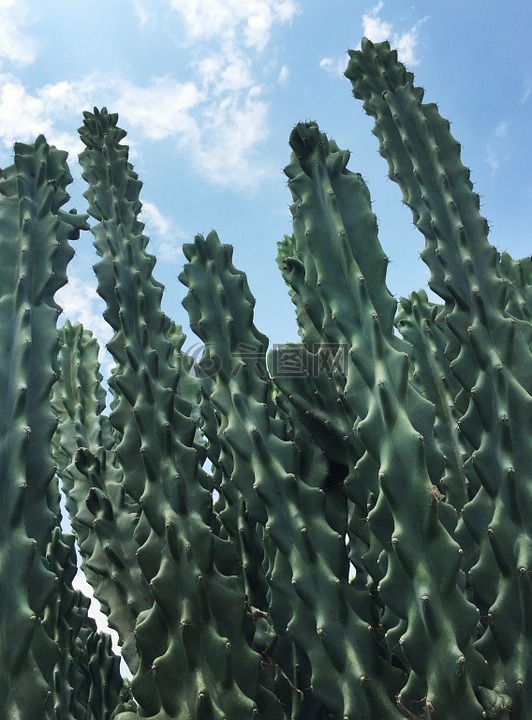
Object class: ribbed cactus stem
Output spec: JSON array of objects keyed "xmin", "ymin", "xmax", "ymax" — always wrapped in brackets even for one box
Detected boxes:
[
  {"xmin": 180, "ymin": 231, "xmax": 406, "ymax": 719},
  {"xmin": 346, "ymin": 41, "xmax": 532, "ymax": 714},
  {"xmin": 0, "ymin": 136, "xmax": 87, "ymax": 717},
  {"xmin": 278, "ymin": 119, "xmax": 489, "ymax": 717},
  {"xmin": 52, "ymin": 321, "xmax": 151, "ymax": 674},
  {"xmin": 79, "ymin": 110, "xmax": 282, "ymax": 720}
]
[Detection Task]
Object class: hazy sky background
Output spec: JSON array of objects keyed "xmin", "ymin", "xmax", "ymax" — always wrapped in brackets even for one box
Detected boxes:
[{"xmin": 1, "ymin": 0, "xmax": 530, "ymax": 643}]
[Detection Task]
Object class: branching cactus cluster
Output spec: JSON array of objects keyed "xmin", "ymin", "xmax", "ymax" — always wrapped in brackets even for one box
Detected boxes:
[{"xmin": 0, "ymin": 39, "xmax": 531, "ymax": 720}]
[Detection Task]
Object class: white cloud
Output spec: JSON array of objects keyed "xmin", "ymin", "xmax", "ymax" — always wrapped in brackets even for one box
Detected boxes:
[
  {"xmin": 393, "ymin": 29, "xmax": 423, "ymax": 68},
  {"xmin": 141, "ymin": 201, "xmax": 173, "ymax": 237},
  {"xmin": 0, "ymin": 68, "xmax": 270, "ymax": 191},
  {"xmin": 0, "ymin": 0, "xmax": 38, "ymax": 68},
  {"xmin": 160, "ymin": 1, "xmax": 300, "ymax": 186},
  {"xmin": 0, "ymin": 74, "xmax": 97, "ymax": 163},
  {"xmin": 141, "ymin": 200, "xmax": 186, "ymax": 262},
  {"xmin": 362, "ymin": 2, "xmax": 392, "ymax": 42},
  {"xmin": 189, "ymin": 89, "xmax": 269, "ymax": 186},
  {"xmin": 113, "ymin": 76, "xmax": 270, "ymax": 187},
  {"xmin": 170, "ymin": 0, "xmax": 299, "ymax": 51},
  {"xmin": 0, "ymin": 1, "xmax": 300, "ymax": 191},
  {"xmin": 196, "ymin": 52, "xmax": 254, "ymax": 94},
  {"xmin": 320, "ymin": 4, "xmax": 427, "ymax": 82},
  {"xmin": 485, "ymin": 147, "xmax": 500, "ymax": 176},
  {"xmin": 115, "ymin": 78, "xmax": 204, "ymax": 141},
  {"xmin": 0, "ymin": 74, "xmax": 50, "ymax": 141},
  {"xmin": 362, "ymin": 3, "xmax": 427, "ymax": 67}
]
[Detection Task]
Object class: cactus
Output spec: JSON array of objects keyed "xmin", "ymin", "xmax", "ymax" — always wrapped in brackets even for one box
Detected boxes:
[{"xmin": 0, "ymin": 37, "xmax": 530, "ymax": 720}]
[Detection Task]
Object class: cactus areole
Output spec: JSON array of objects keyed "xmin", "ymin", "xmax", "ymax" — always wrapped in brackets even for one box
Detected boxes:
[{"xmin": 0, "ymin": 38, "xmax": 531, "ymax": 720}]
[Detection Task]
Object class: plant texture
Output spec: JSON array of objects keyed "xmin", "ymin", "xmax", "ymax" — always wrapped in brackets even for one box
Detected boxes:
[{"xmin": 0, "ymin": 38, "xmax": 531, "ymax": 720}]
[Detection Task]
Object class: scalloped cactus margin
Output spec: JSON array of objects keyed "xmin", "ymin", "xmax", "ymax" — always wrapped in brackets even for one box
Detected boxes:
[{"xmin": 0, "ymin": 38, "xmax": 530, "ymax": 720}]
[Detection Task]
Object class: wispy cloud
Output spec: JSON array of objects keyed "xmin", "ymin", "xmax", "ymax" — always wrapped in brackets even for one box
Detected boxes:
[
  {"xmin": 485, "ymin": 147, "xmax": 500, "ymax": 176},
  {"xmin": 319, "ymin": 56, "xmax": 347, "ymax": 78},
  {"xmin": 485, "ymin": 120, "xmax": 510, "ymax": 177},
  {"xmin": 361, "ymin": 2, "xmax": 428, "ymax": 67},
  {"xmin": 278, "ymin": 64, "xmax": 289, "ymax": 85},
  {"xmin": 0, "ymin": 71, "xmax": 263, "ymax": 188},
  {"xmin": 115, "ymin": 78, "xmax": 204, "ymax": 141},
  {"xmin": 131, "ymin": 0, "xmax": 151, "ymax": 27},
  {"xmin": 0, "ymin": 74, "xmax": 97, "ymax": 165},
  {"xmin": 361, "ymin": 2, "xmax": 393, "ymax": 43},
  {"xmin": 1, "ymin": 2, "xmax": 300, "ymax": 191},
  {"xmin": 141, "ymin": 200, "xmax": 186, "ymax": 262},
  {"xmin": 0, "ymin": 72, "xmax": 204, "ymax": 149},
  {"xmin": 494, "ymin": 121, "xmax": 509, "ymax": 139},
  {"xmin": 163, "ymin": 0, "xmax": 299, "ymax": 187},
  {"xmin": 521, "ymin": 78, "xmax": 532, "ymax": 105}
]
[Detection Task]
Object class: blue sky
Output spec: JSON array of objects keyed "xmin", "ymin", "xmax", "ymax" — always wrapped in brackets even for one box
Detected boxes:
[{"xmin": 1, "ymin": 0, "xmax": 530, "ymax": 361}]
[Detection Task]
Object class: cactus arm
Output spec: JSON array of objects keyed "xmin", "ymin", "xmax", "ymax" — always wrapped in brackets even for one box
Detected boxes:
[
  {"xmin": 43, "ymin": 526, "xmax": 131, "ymax": 719},
  {"xmin": 0, "ymin": 137, "xmax": 87, "ymax": 717},
  {"xmin": 395, "ymin": 291, "xmax": 471, "ymax": 511},
  {"xmin": 345, "ymin": 39, "xmax": 491, "ymax": 312},
  {"xmin": 500, "ymin": 252, "xmax": 532, "ymax": 320},
  {"xmin": 286, "ymin": 129, "xmax": 398, "ymax": 338},
  {"xmin": 276, "ymin": 126, "xmax": 406, "ymax": 615},
  {"xmin": 347, "ymin": 41, "xmax": 532, "ymax": 713},
  {"xmin": 395, "ymin": 292, "xmax": 482, "ymax": 583},
  {"xmin": 345, "ymin": 40, "xmax": 531, "ymax": 385},
  {"xmin": 180, "ymin": 231, "xmax": 406, "ymax": 719},
  {"xmin": 276, "ymin": 234, "xmax": 330, "ymax": 347},
  {"xmin": 182, "ymin": 234, "xmax": 285, "ymax": 640},
  {"xmin": 279, "ymin": 122, "xmax": 437, "ymax": 486},
  {"xmin": 280, "ymin": 120, "xmax": 490, "ymax": 716},
  {"xmin": 79, "ymin": 109, "xmax": 279, "ymax": 720},
  {"xmin": 52, "ymin": 320, "xmax": 150, "ymax": 673},
  {"xmin": 271, "ymin": 348, "xmax": 387, "ymax": 620}
]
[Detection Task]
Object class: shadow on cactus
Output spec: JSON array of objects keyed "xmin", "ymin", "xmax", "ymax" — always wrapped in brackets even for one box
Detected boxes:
[{"xmin": 0, "ymin": 38, "xmax": 530, "ymax": 720}]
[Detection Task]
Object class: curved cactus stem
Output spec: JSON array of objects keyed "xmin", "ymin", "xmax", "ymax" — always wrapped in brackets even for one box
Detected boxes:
[
  {"xmin": 395, "ymin": 291, "xmax": 472, "ymax": 511},
  {"xmin": 78, "ymin": 109, "xmax": 280, "ymax": 720},
  {"xmin": 180, "ymin": 231, "xmax": 406, "ymax": 719},
  {"xmin": 0, "ymin": 136, "xmax": 87, "ymax": 717},
  {"xmin": 52, "ymin": 320, "xmax": 151, "ymax": 674},
  {"xmin": 347, "ymin": 40, "xmax": 532, "ymax": 714},
  {"xmin": 500, "ymin": 252, "xmax": 532, "ymax": 320},
  {"xmin": 277, "ymin": 118, "xmax": 489, "ymax": 716},
  {"xmin": 44, "ymin": 526, "xmax": 131, "ymax": 719},
  {"xmin": 277, "ymin": 234, "xmax": 330, "ymax": 348}
]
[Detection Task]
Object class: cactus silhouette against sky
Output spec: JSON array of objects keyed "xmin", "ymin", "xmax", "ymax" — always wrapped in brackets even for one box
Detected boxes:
[{"xmin": 0, "ymin": 39, "xmax": 530, "ymax": 720}]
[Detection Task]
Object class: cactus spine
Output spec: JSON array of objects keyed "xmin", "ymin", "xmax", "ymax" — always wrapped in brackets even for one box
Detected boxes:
[{"xmin": 0, "ymin": 38, "xmax": 530, "ymax": 720}]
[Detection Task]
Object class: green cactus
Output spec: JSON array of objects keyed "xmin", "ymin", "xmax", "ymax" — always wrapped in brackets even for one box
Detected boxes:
[{"xmin": 0, "ymin": 37, "xmax": 530, "ymax": 720}]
